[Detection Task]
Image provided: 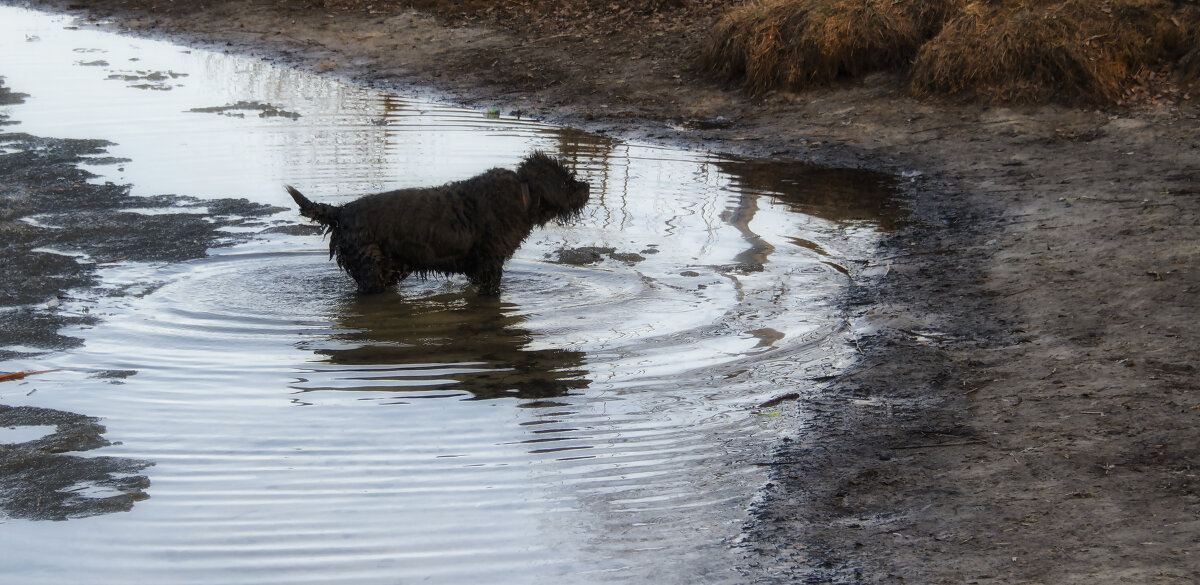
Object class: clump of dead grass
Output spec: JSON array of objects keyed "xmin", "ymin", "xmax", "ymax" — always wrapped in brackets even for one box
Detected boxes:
[
  {"xmin": 702, "ymin": 0, "xmax": 1200, "ymax": 106},
  {"xmin": 911, "ymin": 0, "xmax": 1197, "ymax": 105},
  {"xmin": 699, "ymin": 0, "xmax": 964, "ymax": 95}
]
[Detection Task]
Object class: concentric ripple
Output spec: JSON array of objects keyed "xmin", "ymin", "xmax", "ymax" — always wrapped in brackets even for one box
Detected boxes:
[{"xmin": 0, "ymin": 7, "xmax": 899, "ymax": 585}]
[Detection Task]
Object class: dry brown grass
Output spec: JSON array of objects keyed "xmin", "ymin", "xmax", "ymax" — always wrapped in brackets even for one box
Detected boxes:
[
  {"xmin": 304, "ymin": 0, "xmax": 1200, "ymax": 105},
  {"xmin": 699, "ymin": 0, "xmax": 964, "ymax": 95},
  {"xmin": 702, "ymin": 0, "xmax": 1200, "ymax": 105},
  {"xmin": 911, "ymin": 0, "xmax": 1197, "ymax": 105}
]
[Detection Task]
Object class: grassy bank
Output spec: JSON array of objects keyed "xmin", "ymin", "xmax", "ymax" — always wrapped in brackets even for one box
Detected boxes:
[
  {"xmin": 700, "ymin": 0, "xmax": 1200, "ymax": 105},
  {"xmin": 316, "ymin": 0, "xmax": 1200, "ymax": 106}
]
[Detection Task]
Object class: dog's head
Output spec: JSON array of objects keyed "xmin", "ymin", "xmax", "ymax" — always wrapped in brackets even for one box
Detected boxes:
[{"xmin": 517, "ymin": 151, "xmax": 590, "ymax": 225}]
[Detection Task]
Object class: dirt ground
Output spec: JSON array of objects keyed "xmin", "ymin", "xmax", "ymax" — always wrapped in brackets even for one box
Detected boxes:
[{"xmin": 12, "ymin": 0, "xmax": 1200, "ymax": 582}]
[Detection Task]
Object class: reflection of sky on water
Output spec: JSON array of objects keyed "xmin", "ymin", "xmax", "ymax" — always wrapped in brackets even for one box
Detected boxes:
[
  {"xmin": 0, "ymin": 6, "xmax": 902, "ymax": 585},
  {"xmin": 1, "ymin": 7, "xmax": 556, "ymax": 200}
]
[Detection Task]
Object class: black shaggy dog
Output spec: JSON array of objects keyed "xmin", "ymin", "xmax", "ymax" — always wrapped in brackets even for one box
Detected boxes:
[{"xmin": 287, "ymin": 151, "xmax": 589, "ymax": 296}]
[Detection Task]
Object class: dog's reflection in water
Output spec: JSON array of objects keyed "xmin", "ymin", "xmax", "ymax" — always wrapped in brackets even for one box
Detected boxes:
[{"xmin": 306, "ymin": 293, "xmax": 589, "ymax": 401}]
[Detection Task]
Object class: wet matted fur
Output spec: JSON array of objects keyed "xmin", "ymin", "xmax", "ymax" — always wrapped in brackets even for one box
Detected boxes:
[{"xmin": 287, "ymin": 151, "xmax": 590, "ymax": 295}]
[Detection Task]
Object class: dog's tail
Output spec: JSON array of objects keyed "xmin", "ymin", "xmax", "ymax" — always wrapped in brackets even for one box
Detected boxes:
[{"xmin": 286, "ymin": 185, "xmax": 341, "ymax": 227}]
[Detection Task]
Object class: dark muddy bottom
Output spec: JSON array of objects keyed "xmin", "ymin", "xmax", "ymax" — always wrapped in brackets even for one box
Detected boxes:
[
  {"xmin": 0, "ymin": 7, "xmax": 904, "ymax": 584},
  {"xmin": 0, "ymin": 404, "xmax": 152, "ymax": 521}
]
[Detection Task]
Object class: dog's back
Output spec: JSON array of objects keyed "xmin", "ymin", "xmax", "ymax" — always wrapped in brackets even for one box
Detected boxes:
[{"xmin": 339, "ymin": 169, "xmax": 531, "ymax": 267}]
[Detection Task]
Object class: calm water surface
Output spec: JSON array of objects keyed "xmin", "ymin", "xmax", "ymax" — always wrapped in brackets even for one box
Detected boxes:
[{"xmin": 0, "ymin": 7, "xmax": 898, "ymax": 584}]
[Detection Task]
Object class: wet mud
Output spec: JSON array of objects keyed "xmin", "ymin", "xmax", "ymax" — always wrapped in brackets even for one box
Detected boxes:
[
  {"xmin": 0, "ymin": 403, "xmax": 151, "ymax": 521},
  {"xmin": 0, "ymin": 76, "xmax": 278, "ymax": 520},
  {"xmin": 0, "ymin": 79, "xmax": 282, "ymax": 357},
  {"xmin": 549, "ymin": 245, "xmax": 648, "ymax": 266},
  {"xmin": 188, "ymin": 100, "xmax": 302, "ymax": 119}
]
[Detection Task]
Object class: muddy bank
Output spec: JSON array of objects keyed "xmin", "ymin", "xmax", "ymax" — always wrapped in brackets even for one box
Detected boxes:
[
  {"xmin": 7, "ymin": 1, "xmax": 1200, "ymax": 583},
  {"xmin": 0, "ymin": 75, "xmax": 282, "ymax": 519},
  {"xmin": 0, "ymin": 403, "xmax": 151, "ymax": 521},
  {"xmin": 0, "ymin": 78, "xmax": 283, "ymax": 358}
]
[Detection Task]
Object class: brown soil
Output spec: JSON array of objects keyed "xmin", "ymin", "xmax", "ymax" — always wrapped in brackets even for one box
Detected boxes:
[{"xmin": 18, "ymin": 1, "xmax": 1200, "ymax": 582}]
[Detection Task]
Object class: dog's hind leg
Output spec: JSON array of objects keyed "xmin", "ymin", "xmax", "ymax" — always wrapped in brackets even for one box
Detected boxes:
[
  {"xmin": 344, "ymin": 244, "xmax": 393, "ymax": 294},
  {"xmin": 352, "ymin": 268, "xmax": 391, "ymax": 294}
]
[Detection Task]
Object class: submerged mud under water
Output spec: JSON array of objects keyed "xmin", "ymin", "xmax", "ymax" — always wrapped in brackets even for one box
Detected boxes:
[
  {"xmin": 0, "ymin": 404, "xmax": 152, "ymax": 521},
  {"xmin": 0, "ymin": 7, "xmax": 904, "ymax": 584}
]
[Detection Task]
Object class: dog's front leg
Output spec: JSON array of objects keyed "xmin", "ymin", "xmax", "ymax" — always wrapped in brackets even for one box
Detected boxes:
[
  {"xmin": 468, "ymin": 262, "xmax": 504, "ymax": 296},
  {"xmin": 388, "ymin": 268, "xmax": 411, "ymax": 286}
]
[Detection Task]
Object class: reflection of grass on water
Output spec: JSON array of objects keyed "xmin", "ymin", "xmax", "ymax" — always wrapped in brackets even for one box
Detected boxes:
[{"xmin": 715, "ymin": 157, "xmax": 905, "ymax": 230}]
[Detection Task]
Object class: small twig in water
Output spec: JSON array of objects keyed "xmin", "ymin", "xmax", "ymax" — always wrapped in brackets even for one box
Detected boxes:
[{"xmin": 0, "ymin": 369, "xmax": 60, "ymax": 382}]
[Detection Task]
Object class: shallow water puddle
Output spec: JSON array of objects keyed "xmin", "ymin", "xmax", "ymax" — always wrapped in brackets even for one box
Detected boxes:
[{"xmin": 0, "ymin": 7, "xmax": 899, "ymax": 585}]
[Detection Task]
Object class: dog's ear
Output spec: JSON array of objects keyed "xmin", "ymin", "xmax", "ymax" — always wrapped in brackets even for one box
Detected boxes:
[{"xmin": 517, "ymin": 151, "xmax": 553, "ymax": 178}]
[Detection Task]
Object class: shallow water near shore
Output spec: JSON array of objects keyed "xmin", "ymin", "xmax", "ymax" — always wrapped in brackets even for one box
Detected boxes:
[{"xmin": 0, "ymin": 7, "xmax": 899, "ymax": 584}]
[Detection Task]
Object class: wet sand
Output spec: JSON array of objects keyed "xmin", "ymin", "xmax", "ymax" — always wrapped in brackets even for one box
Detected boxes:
[{"xmin": 5, "ymin": 1, "xmax": 1200, "ymax": 582}]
